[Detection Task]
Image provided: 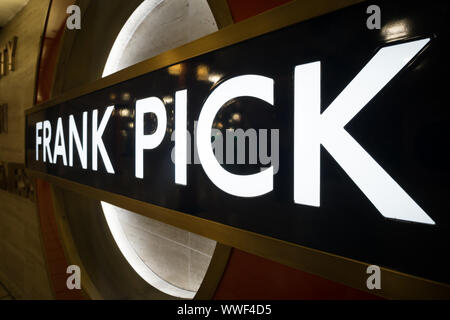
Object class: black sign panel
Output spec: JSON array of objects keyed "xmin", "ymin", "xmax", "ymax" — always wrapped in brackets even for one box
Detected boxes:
[{"xmin": 26, "ymin": 2, "xmax": 450, "ymax": 284}]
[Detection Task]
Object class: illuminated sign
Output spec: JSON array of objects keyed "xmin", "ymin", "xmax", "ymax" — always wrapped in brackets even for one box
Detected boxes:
[
  {"xmin": 31, "ymin": 39, "xmax": 433, "ymax": 224},
  {"xmin": 26, "ymin": 2, "xmax": 450, "ymax": 284}
]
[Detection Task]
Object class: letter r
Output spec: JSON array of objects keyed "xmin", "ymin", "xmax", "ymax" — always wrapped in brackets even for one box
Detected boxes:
[{"xmin": 294, "ymin": 38, "xmax": 434, "ymax": 224}]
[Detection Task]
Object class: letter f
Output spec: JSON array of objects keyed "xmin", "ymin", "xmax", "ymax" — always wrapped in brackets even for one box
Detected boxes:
[{"xmin": 294, "ymin": 38, "xmax": 434, "ymax": 224}]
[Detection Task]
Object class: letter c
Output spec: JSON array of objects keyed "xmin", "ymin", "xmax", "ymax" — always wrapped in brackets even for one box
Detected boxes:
[{"xmin": 197, "ymin": 75, "xmax": 274, "ymax": 197}]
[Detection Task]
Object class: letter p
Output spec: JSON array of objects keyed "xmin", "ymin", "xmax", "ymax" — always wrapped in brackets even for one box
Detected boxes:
[{"xmin": 135, "ymin": 97, "xmax": 167, "ymax": 179}]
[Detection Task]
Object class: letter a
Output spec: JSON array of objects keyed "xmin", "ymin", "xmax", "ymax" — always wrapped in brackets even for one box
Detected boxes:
[
  {"xmin": 66, "ymin": 5, "xmax": 81, "ymax": 30},
  {"xmin": 66, "ymin": 265, "xmax": 81, "ymax": 290}
]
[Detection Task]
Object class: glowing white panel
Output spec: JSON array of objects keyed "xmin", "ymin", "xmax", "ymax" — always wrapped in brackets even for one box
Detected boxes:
[
  {"xmin": 69, "ymin": 112, "xmax": 88, "ymax": 169},
  {"xmin": 294, "ymin": 38, "xmax": 434, "ymax": 225},
  {"xmin": 101, "ymin": 201, "xmax": 195, "ymax": 299},
  {"xmin": 175, "ymin": 90, "xmax": 187, "ymax": 185},
  {"xmin": 53, "ymin": 117, "xmax": 68, "ymax": 165},
  {"xmin": 135, "ymin": 97, "xmax": 167, "ymax": 179},
  {"xmin": 92, "ymin": 106, "xmax": 115, "ymax": 174},
  {"xmin": 36, "ymin": 122, "xmax": 42, "ymax": 161},
  {"xmin": 102, "ymin": 0, "xmax": 164, "ymax": 77},
  {"xmin": 197, "ymin": 75, "xmax": 274, "ymax": 197}
]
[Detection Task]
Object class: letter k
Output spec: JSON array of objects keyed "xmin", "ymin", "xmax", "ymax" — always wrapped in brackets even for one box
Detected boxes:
[{"xmin": 294, "ymin": 38, "xmax": 434, "ymax": 224}]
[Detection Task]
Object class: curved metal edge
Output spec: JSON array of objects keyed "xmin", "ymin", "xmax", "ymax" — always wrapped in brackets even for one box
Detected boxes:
[{"xmin": 195, "ymin": 243, "xmax": 232, "ymax": 300}]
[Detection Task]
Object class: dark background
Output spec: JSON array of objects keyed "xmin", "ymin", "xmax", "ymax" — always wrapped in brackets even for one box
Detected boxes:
[{"xmin": 26, "ymin": 2, "xmax": 450, "ymax": 284}]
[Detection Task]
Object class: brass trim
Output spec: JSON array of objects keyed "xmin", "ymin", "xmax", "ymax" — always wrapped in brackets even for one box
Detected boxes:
[
  {"xmin": 26, "ymin": 169, "xmax": 450, "ymax": 299},
  {"xmin": 207, "ymin": 0, "xmax": 234, "ymax": 29},
  {"xmin": 25, "ymin": 0, "xmax": 363, "ymax": 115}
]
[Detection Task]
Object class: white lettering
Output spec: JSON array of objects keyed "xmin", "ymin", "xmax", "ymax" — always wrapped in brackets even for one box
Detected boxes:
[
  {"xmin": 43, "ymin": 120, "xmax": 52, "ymax": 163},
  {"xmin": 69, "ymin": 112, "xmax": 88, "ymax": 169},
  {"xmin": 175, "ymin": 90, "xmax": 187, "ymax": 185},
  {"xmin": 92, "ymin": 107, "xmax": 115, "ymax": 173},
  {"xmin": 53, "ymin": 117, "xmax": 68, "ymax": 165},
  {"xmin": 197, "ymin": 75, "xmax": 274, "ymax": 197},
  {"xmin": 294, "ymin": 38, "xmax": 434, "ymax": 224},
  {"xmin": 36, "ymin": 122, "xmax": 42, "ymax": 161},
  {"xmin": 135, "ymin": 97, "xmax": 167, "ymax": 179}
]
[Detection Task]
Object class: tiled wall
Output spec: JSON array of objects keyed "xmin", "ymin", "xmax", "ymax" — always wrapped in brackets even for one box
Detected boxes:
[
  {"xmin": 0, "ymin": 0, "xmax": 49, "ymax": 163},
  {"xmin": 0, "ymin": 0, "xmax": 53, "ymax": 299},
  {"xmin": 0, "ymin": 190, "xmax": 52, "ymax": 299}
]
